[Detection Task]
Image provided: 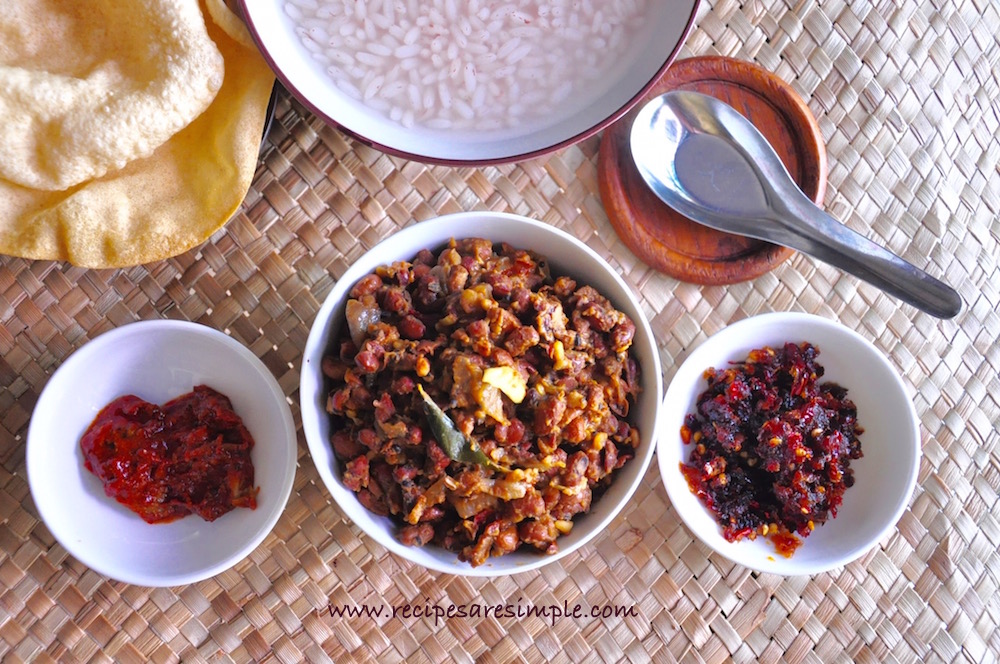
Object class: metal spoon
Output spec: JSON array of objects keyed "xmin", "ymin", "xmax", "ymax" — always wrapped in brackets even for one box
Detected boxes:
[{"xmin": 629, "ymin": 90, "xmax": 962, "ymax": 319}]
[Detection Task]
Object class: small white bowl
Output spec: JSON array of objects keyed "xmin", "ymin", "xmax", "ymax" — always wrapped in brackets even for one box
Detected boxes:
[
  {"xmin": 657, "ymin": 312, "xmax": 920, "ymax": 575},
  {"xmin": 239, "ymin": 0, "xmax": 698, "ymax": 163},
  {"xmin": 300, "ymin": 212, "xmax": 663, "ymax": 576},
  {"xmin": 27, "ymin": 320, "xmax": 297, "ymax": 587}
]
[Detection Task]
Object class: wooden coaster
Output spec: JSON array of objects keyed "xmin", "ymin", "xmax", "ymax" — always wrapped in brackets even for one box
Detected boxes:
[{"xmin": 598, "ymin": 56, "xmax": 827, "ymax": 285}]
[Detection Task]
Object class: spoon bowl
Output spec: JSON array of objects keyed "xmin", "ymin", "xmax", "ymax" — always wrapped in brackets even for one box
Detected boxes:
[{"xmin": 630, "ymin": 91, "xmax": 962, "ymax": 318}]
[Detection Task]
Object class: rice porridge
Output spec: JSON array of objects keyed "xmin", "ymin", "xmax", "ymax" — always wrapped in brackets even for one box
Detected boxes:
[{"xmin": 284, "ymin": 0, "xmax": 650, "ymax": 131}]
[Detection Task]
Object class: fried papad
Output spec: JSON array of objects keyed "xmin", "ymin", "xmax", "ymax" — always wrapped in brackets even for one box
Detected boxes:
[
  {"xmin": 0, "ymin": 0, "xmax": 275, "ymax": 268},
  {"xmin": 0, "ymin": 0, "xmax": 225, "ymax": 191}
]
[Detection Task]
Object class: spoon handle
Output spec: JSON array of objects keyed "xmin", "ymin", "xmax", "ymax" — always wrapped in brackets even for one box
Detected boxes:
[{"xmin": 776, "ymin": 199, "xmax": 962, "ymax": 318}]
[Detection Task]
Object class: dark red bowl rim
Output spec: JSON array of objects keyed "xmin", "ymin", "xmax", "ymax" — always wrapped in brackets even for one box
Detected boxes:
[{"xmin": 237, "ymin": 0, "xmax": 701, "ymax": 165}]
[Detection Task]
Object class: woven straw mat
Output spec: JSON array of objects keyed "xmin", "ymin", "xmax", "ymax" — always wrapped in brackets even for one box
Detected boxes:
[{"xmin": 2, "ymin": 0, "xmax": 999, "ymax": 662}]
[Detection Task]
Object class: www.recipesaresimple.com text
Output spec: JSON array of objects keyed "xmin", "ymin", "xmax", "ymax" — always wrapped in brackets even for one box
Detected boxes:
[{"xmin": 324, "ymin": 599, "xmax": 638, "ymax": 627}]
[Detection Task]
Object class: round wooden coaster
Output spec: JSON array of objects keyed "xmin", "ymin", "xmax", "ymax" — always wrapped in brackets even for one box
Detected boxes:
[{"xmin": 598, "ymin": 56, "xmax": 827, "ymax": 285}]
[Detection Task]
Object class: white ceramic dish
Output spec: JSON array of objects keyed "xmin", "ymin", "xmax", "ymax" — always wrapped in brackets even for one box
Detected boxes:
[
  {"xmin": 657, "ymin": 312, "xmax": 920, "ymax": 575},
  {"xmin": 27, "ymin": 320, "xmax": 297, "ymax": 587},
  {"xmin": 300, "ymin": 211, "xmax": 663, "ymax": 576},
  {"xmin": 238, "ymin": 0, "xmax": 699, "ymax": 163}
]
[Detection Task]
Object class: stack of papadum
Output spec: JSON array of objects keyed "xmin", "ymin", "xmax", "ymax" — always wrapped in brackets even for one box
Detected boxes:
[{"xmin": 0, "ymin": 0, "xmax": 275, "ymax": 268}]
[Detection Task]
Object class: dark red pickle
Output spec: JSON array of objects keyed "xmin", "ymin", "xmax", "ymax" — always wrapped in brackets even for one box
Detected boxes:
[
  {"xmin": 680, "ymin": 343, "xmax": 863, "ymax": 557},
  {"xmin": 80, "ymin": 386, "xmax": 258, "ymax": 524}
]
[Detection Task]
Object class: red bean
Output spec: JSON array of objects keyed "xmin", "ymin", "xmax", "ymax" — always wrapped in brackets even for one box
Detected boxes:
[
  {"xmin": 381, "ymin": 286, "xmax": 411, "ymax": 314},
  {"xmin": 355, "ymin": 350, "xmax": 380, "ymax": 373},
  {"xmin": 495, "ymin": 418, "xmax": 525, "ymax": 445},
  {"xmin": 399, "ymin": 314, "xmax": 425, "ymax": 340},
  {"xmin": 322, "ymin": 355, "xmax": 348, "ymax": 380},
  {"xmin": 331, "ymin": 430, "xmax": 362, "ymax": 459},
  {"xmin": 350, "ymin": 273, "xmax": 383, "ymax": 298}
]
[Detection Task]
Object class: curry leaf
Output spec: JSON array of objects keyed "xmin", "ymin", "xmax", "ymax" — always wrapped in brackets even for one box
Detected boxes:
[{"xmin": 417, "ymin": 384, "xmax": 508, "ymax": 472}]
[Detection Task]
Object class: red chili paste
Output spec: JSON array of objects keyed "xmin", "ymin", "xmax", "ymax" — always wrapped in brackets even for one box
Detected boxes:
[
  {"xmin": 680, "ymin": 343, "xmax": 863, "ymax": 557},
  {"xmin": 80, "ymin": 385, "xmax": 258, "ymax": 524}
]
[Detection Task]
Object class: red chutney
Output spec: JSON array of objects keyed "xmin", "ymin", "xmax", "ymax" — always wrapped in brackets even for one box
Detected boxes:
[
  {"xmin": 80, "ymin": 385, "xmax": 258, "ymax": 524},
  {"xmin": 680, "ymin": 343, "xmax": 863, "ymax": 557}
]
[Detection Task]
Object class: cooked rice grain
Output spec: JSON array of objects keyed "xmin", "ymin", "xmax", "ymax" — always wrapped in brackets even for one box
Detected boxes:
[{"xmin": 285, "ymin": 0, "xmax": 649, "ymax": 130}]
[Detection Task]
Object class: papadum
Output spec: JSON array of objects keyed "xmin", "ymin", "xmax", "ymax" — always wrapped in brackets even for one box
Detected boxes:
[{"xmin": 0, "ymin": 0, "xmax": 275, "ymax": 268}]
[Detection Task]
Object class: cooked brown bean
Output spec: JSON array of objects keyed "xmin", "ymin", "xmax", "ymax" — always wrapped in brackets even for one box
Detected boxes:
[
  {"xmin": 399, "ymin": 314, "xmax": 425, "ymax": 340},
  {"xmin": 399, "ymin": 523, "xmax": 435, "ymax": 546},
  {"xmin": 350, "ymin": 273, "xmax": 383, "ymax": 298}
]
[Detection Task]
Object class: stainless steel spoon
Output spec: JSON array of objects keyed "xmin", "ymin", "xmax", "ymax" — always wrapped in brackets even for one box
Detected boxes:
[{"xmin": 630, "ymin": 90, "xmax": 962, "ymax": 319}]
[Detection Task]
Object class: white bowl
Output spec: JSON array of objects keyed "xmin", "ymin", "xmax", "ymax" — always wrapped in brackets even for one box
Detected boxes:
[
  {"xmin": 238, "ymin": 0, "xmax": 699, "ymax": 163},
  {"xmin": 657, "ymin": 312, "xmax": 920, "ymax": 575},
  {"xmin": 300, "ymin": 212, "xmax": 663, "ymax": 575},
  {"xmin": 27, "ymin": 320, "xmax": 297, "ymax": 587}
]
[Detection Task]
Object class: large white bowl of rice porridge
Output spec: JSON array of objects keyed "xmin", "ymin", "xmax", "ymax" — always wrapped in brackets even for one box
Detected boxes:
[{"xmin": 239, "ymin": 0, "xmax": 699, "ymax": 163}]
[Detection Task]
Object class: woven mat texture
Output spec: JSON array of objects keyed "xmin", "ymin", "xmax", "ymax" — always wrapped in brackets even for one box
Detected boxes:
[{"xmin": 2, "ymin": 0, "xmax": 999, "ymax": 662}]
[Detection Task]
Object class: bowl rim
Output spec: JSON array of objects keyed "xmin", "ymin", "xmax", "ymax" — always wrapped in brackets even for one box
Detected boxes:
[
  {"xmin": 299, "ymin": 211, "xmax": 663, "ymax": 575},
  {"xmin": 26, "ymin": 319, "xmax": 298, "ymax": 586},
  {"xmin": 236, "ymin": 0, "xmax": 701, "ymax": 165},
  {"xmin": 656, "ymin": 311, "xmax": 921, "ymax": 575}
]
